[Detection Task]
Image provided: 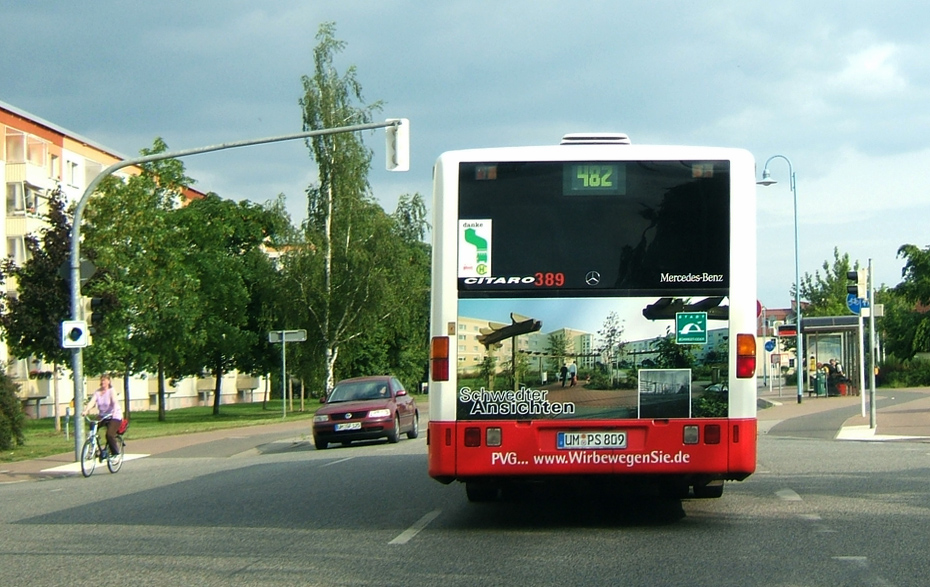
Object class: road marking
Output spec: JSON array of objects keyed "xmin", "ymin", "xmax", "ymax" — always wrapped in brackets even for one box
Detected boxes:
[
  {"xmin": 833, "ymin": 557, "xmax": 895, "ymax": 586},
  {"xmin": 389, "ymin": 509, "xmax": 441, "ymax": 545},
  {"xmin": 320, "ymin": 456, "xmax": 355, "ymax": 467},
  {"xmin": 40, "ymin": 454, "xmax": 150, "ymax": 473},
  {"xmin": 776, "ymin": 488, "xmax": 802, "ymax": 501}
]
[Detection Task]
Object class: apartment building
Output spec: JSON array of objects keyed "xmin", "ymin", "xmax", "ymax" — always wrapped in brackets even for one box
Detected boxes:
[{"xmin": 1, "ymin": 101, "xmax": 263, "ymax": 417}]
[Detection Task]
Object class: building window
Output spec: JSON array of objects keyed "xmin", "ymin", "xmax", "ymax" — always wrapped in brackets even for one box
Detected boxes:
[
  {"xmin": 6, "ymin": 182, "xmax": 42, "ymax": 214},
  {"xmin": 26, "ymin": 136, "xmax": 47, "ymax": 167},
  {"xmin": 67, "ymin": 161, "xmax": 79, "ymax": 187},
  {"xmin": 6, "ymin": 236, "xmax": 30, "ymax": 266},
  {"xmin": 4, "ymin": 129, "xmax": 26, "ymax": 162}
]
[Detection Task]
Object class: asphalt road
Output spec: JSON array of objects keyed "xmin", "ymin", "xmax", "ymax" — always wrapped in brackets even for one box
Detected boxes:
[{"xmin": 1, "ymin": 428, "xmax": 929, "ymax": 586}]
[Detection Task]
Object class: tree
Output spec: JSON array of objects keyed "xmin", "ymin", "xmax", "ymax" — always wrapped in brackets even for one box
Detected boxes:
[
  {"xmin": 0, "ymin": 187, "xmax": 72, "ymax": 430},
  {"xmin": 652, "ymin": 328, "xmax": 695, "ymax": 369},
  {"xmin": 897, "ymin": 244, "xmax": 930, "ymax": 305},
  {"xmin": 0, "ymin": 186, "xmax": 71, "ymax": 367},
  {"xmin": 798, "ymin": 247, "xmax": 857, "ymax": 317},
  {"xmin": 889, "ymin": 244, "xmax": 930, "ymax": 355},
  {"xmin": 294, "ymin": 22, "xmax": 386, "ymax": 394},
  {"xmin": 546, "ymin": 333, "xmax": 569, "ymax": 374},
  {"xmin": 82, "ymin": 138, "xmax": 202, "ymax": 420},
  {"xmin": 597, "ymin": 311, "xmax": 626, "ymax": 386},
  {"xmin": 0, "ymin": 372, "xmax": 25, "ymax": 450},
  {"xmin": 172, "ymin": 194, "xmax": 285, "ymax": 415},
  {"xmin": 877, "ymin": 286, "xmax": 923, "ymax": 359},
  {"xmin": 337, "ymin": 193, "xmax": 431, "ymax": 388}
]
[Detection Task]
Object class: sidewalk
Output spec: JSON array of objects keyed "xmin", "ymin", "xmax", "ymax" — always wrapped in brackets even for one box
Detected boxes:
[
  {"xmin": 757, "ymin": 384, "xmax": 930, "ymax": 441},
  {"xmin": 0, "ymin": 417, "xmax": 312, "ymax": 485}
]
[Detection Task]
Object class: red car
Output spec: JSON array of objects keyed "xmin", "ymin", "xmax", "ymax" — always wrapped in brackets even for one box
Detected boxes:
[{"xmin": 312, "ymin": 376, "xmax": 419, "ymax": 450}]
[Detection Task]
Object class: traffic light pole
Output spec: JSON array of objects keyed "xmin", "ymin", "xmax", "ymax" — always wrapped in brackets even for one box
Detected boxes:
[
  {"xmin": 868, "ymin": 258, "xmax": 877, "ymax": 429},
  {"xmin": 67, "ymin": 120, "xmax": 405, "ymax": 460}
]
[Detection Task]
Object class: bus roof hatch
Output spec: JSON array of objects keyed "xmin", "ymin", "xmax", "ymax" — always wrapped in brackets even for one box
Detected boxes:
[{"xmin": 560, "ymin": 133, "xmax": 631, "ymax": 145}]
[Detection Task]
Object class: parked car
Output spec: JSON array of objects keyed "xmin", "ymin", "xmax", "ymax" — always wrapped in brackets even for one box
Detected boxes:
[{"xmin": 312, "ymin": 376, "xmax": 419, "ymax": 450}]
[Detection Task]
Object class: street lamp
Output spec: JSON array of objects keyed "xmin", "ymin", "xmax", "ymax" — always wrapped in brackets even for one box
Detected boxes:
[{"xmin": 757, "ymin": 155, "xmax": 803, "ymax": 404}]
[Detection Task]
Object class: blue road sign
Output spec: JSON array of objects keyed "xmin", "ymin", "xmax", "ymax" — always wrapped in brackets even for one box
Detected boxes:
[{"xmin": 847, "ymin": 293, "xmax": 869, "ymax": 315}]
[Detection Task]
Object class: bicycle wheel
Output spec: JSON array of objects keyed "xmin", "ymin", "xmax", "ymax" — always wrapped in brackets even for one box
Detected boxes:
[
  {"xmin": 106, "ymin": 436, "xmax": 125, "ymax": 473},
  {"xmin": 80, "ymin": 438, "xmax": 97, "ymax": 477}
]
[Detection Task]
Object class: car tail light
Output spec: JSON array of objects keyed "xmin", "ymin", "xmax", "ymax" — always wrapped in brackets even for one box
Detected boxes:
[
  {"xmin": 431, "ymin": 336, "xmax": 449, "ymax": 381},
  {"xmin": 464, "ymin": 427, "xmax": 481, "ymax": 447},
  {"xmin": 704, "ymin": 424, "xmax": 721, "ymax": 444},
  {"xmin": 736, "ymin": 333, "xmax": 756, "ymax": 378}
]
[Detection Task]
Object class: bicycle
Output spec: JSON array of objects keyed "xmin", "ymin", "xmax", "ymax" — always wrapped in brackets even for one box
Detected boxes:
[{"xmin": 81, "ymin": 415, "xmax": 126, "ymax": 477}]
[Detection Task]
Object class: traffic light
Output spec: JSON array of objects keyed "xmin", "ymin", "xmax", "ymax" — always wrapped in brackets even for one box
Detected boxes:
[
  {"xmin": 847, "ymin": 268, "xmax": 868, "ymax": 299},
  {"xmin": 90, "ymin": 297, "xmax": 106, "ymax": 329},
  {"xmin": 385, "ymin": 118, "xmax": 409, "ymax": 171},
  {"xmin": 82, "ymin": 294, "xmax": 117, "ymax": 332},
  {"xmin": 61, "ymin": 320, "xmax": 89, "ymax": 348}
]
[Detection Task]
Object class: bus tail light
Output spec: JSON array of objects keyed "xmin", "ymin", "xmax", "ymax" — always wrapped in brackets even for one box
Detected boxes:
[
  {"xmin": 704, "ymin": 424, "xmax": 721, "ymax": 444},
  {"xmin": 683, "ymin": 425, "xmax": 699, "ymax": 444},
  {"xmin": 431, "ymin": 336, "xmax": 450, "ymax": 381},
  {"xmin": 486, "ymin": 427, "xmax": 502, "ymax": 447},
  {"xmin": 464, "ymin": 427, "xmax": 481, "ymax": 447},
  {"xmin": 736, "ymin": 333, "xmax": 756, "ymax": 378}
]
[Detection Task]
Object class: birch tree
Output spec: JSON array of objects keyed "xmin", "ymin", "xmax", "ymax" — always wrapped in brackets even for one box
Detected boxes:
[{"xmin": 295, "ymin": 22, "xmax": 384, "ymax": 394}]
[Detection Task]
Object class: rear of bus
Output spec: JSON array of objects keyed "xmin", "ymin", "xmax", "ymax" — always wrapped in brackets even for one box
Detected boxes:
[{"xmin": 427, "ymin": 134, "xmax": 757, "ymax": 501}]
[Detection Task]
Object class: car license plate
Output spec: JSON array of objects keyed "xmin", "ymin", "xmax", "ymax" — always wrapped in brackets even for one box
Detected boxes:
[
  {"xmin": 335, "ymin": 422, "xmax": 362, "ymax": 432},
  {"xmin": 557, "ymin": 431, "xmax": 627, "ymax": 450}
]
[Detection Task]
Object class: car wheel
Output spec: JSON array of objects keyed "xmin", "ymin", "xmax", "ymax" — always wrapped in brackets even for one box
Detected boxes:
[
  {"xmin": 387, "ymin": 415, "xmax": 400, "ymax": 443},
  {"xmin": 314, "ymin": 438, "xmax": 329, "ymax": 450},
  {"xmin": 406, "ymin": 411, "xmax": 420, "ymax": 439}
]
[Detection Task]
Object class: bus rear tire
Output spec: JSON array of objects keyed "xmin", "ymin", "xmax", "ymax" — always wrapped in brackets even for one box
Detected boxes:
[{"xmin": 465, "ymin": 481, "xmax": 499, "ymax": 502}]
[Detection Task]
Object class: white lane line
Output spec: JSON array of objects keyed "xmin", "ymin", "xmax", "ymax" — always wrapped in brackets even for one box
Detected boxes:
[
  {"xmin": 389, "ymin": 509, "xmax": 442, "ymax": 545},
  {"xmin": 320, "ymin": 456, "xmax": 355, "ymax": 467},
  {"xmin": 41, "ymin": 454, "xmax": 150, "ymax": 473},
  {"xmin": 776, "ymin": 488, "xmax": 802, "ymax": 501}
]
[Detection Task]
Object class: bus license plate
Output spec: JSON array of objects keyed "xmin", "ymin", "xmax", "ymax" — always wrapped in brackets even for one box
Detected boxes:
[
  {"xmin": 335, "ymin": 422, "xmax": 362, "ymax": 432},
  {"xmin": 557, "ymin": 431, "xmax": 627, "ymax": 450}
]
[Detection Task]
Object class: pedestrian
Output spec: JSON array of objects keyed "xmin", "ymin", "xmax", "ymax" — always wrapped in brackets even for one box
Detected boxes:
[
  {"xmin": 568, "ymin": 362, "xmax": 577, "ymax": 387},
  {"xmin": 82, "ymin": 373, "xmax": 123, "ymax": 457},
  {"xmin": 559, "ymin": 364, "xmax": 568, "ymax": 387}
]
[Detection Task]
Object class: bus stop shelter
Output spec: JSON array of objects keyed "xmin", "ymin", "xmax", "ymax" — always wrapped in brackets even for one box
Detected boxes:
[{"xmin": 801, "ymin": 315, "xmax": 862, "ymax": 397}]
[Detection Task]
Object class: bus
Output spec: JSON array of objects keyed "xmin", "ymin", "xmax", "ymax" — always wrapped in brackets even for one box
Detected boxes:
[{"xmin": 427, "ymin": 133, "xmax": 757, "ymax": 501}]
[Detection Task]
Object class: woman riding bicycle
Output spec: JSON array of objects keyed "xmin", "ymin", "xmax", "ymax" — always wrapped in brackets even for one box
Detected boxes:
[{"xmin": 82, "ymin": 373, "xmax": 123, "ymax": 457}]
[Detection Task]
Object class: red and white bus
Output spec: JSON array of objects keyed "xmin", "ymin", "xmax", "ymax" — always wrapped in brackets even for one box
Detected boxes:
[{"xmin": 427, "ymin": 133, "xmax": 757, "ymax": 501}]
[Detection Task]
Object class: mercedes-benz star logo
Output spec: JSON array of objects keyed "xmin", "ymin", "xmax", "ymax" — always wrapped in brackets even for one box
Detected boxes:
[{"xmin": 585, "ymin": 271, "xmax": 601, "ymax": 286}]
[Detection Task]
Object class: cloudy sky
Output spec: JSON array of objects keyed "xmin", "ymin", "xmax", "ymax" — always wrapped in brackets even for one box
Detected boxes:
[{"xmin": 2, "ymin": 1, "xmax": 928, "ymax": 310}]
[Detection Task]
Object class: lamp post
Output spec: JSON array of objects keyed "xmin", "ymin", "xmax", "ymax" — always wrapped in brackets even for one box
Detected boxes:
[{"xmin": 757, "ymin": 155, "xmax": 803, "ymax": 404}]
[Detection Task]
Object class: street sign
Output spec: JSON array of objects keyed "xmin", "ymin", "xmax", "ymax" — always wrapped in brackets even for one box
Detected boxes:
[
  {"xmin": 57, "ymin": 258, "xmax": 97, "ymax": 284},
  {"xmin": 846, "ymin": 293, "xmax": 869, "ymax": 315},
  {"xmin": 61, "ymin": 320, "xmax": 89, "ymax": 348},
  {"xmin": 777, "ymin": 324, "xmax": 797, "ymax": 337},
  {"xmin": 268, "ymin": 329, "xmax": 307, "ymax": 343},
  {"xmin": 764, "ymin": 339, "xmax": 776, "ymax": 352},
  {"xmin": 675, "ymin": 312, "xmax": 707, "ymax": 344}
]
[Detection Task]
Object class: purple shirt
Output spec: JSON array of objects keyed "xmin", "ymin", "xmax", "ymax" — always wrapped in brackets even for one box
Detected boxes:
[{"xmin": 94, "ymin": 387, "xmax": 123, "ymax": 421}]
